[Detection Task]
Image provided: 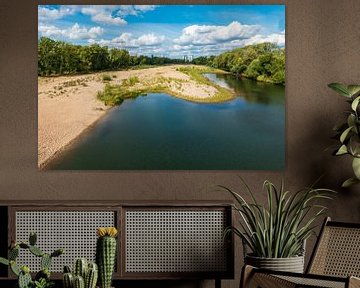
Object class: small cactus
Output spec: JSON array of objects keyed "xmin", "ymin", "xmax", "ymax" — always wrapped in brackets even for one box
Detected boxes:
[
  {"xmin": 29, "ymin": 245, "xmax": 44, "ymax": 257},
  {"xmin": 63, "ymin": 259, "xmax": 98, "ymax": 288},
  {"xmin": 74, "ymin": 275, "xmax": 85, "ymax": 288},
  {"xmin": 19, "ymin": 243, "xmax": 30, "ymax": 249},
  {"xmin": 35, "ymin": 268, "xmax": 50, "ymax": 281},
  {"xmin": 64, "ymin": 265, "xmax": 72, "ymax": 273},
  {"xmin": 18, "ymin": 269, "xmax": 32, "ymax": 288},
  {"xmin": 41, "ymin": 253, "xmax": 52, "ymax": 270},
  {"xmin": 51, "ymin": 248, "xmax": 64, "ymax": 257},
  {"xmin": 85, "ymin": 263, "xmax": 98, "ymax": 288},
  {"xmin": 10, "ymin": 260, "xmax": 20, "ymax": 276},
  {"xmin": 63, "ymin": 272, "xmax": 74, "ymax": 288},
  {"xmin": 96, "ymin": 227, "xmax": 118, "ymax": 288},
  {"xmin": 74, "ymin": 258, "xmax": 88, "ymax": 279},
  {"xmin": 0, "ymin": 233, "xmax": 64, "ymax": 288},
  {"xmin": 29, "ymin": 233, "xmax": 37, "ymax": 246},
  {"xmin": 9, "ymin": 247, "xmax": 19, "ymax": 260}
]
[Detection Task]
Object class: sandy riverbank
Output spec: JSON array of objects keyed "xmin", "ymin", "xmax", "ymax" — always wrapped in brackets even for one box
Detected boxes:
[{"xmin": 38, "ymin": 65, "xmax": 227, "ymax": 168}]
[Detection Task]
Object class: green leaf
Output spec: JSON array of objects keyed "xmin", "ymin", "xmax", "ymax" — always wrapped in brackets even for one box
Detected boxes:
[
  {"xmin": 29, "ymin": 246, "xmax": 44, "ymax": 257},
  {"xmin": 342, "ymin": 177, "xmax": 360, "ymax": 188},
  {"xmin": 347, "ymin": 114, "xmax": 356, "ymax": 129},
  {"xmin": 328, "ymin": 83, "xmax": 352, "ymax": 97},
  {"xmin": 352, "ymin": 157, "xmax": 360, "ymax": 179},
  {"xmin": 336, "ymin": 144, "xmax": 348, "ymax": 155},
  {"xmin": 9, "ymin": 247, "xmax": 19, "ymax": 261},
  {"xmin": 10, "ymin": 261, "xmax": 20, "ymax": 276},
  {"xmin": 348, "ymin": 85, "xmax": 360, "ymax": 97},
  {"xmin": 340, "ymin": 126, "xmax": 353, "ymax": 143},
  {"xmin": 0, "ymin": 257, "xmax": 9, "ymax": 266},
  {"xmin": 351, "ymin": 96, "xmax": 360, "ymax": 111},
  {"xmin": 40, "ymin": 254, "xmax": 51, "ymax": 270},
  {"xmin": 29, "ymin": 233, "xmax": 37, "ymax": 246},
  {"xmin": 349, "ymin": 136, "xmax": 360, "ymax": 157}
]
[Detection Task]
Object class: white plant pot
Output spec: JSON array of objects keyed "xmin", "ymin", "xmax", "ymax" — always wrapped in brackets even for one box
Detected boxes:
[{"xmin": 245, "ymin": 254, "xmax": 305, "ymax": 273}]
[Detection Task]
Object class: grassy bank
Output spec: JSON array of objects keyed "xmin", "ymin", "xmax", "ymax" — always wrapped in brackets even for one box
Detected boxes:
[
  {"xmin": 176, "ymin": 66, "xmax": 233, "ymax": 101},
  {"xmin": 97, "ymin": 65, "xmax": 235, "ymax": 106}
]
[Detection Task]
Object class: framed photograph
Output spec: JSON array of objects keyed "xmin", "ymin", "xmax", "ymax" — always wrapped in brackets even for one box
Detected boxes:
[{"xmin": 38, "ymin": 4, "xmax": 285, "ymax": 170}]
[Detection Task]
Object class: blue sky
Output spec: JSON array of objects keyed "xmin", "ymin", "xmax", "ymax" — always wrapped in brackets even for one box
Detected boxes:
[{"xmin": 38, "ymin": 5, "xmax": 285, "ymax": 58}]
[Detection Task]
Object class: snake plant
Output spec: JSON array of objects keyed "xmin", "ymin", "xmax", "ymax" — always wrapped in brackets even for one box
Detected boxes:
[
  {"xmin": 328, "ymin": 83, "xmax": 360, "ymax": 187},
  {"xmin": 221, "ymin": 179, "xmax": 334, "ymax": 258}
]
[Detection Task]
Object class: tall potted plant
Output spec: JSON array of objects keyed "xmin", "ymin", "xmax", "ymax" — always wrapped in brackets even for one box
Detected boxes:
[
  {"xmin": 221, "ymin": 179, "xmax": 334, "ymax": 273},
  {"xmin": 328, "ymin": 83, "xmax": 360, "ymax": 187}
]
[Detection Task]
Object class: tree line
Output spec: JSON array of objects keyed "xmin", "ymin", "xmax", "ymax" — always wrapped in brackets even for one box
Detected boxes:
[
  {"xmin": 38, "ymin": 37, "xmax": 186, "ymax": 76},
  {"xmin": 192, "ymin": 42, "xmax": 285, "ymax": 85},
  {"xmin": 38, "ymin": 37, "xmax": 285, "ymax": 85}
]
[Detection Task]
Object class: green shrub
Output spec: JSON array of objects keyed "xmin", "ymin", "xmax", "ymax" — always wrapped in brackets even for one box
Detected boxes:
[
  {"xmin": 122, "ymin": 76, "xmax": 139, "ymax": 86},
  {"xmin": 102, "ymin": 74, "xmax": 112, "ymax": 82}
]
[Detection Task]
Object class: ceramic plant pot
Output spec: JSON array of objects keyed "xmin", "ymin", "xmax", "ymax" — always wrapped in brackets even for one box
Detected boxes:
[{"xmin": 245, "ymin": 254, "xmax": 305, "ymax": 273}]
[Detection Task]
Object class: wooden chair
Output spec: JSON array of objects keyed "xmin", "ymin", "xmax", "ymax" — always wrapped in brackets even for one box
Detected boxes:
[{"xmin": 241, "ymin": 217, "xmax": 360, "ymax": 288}]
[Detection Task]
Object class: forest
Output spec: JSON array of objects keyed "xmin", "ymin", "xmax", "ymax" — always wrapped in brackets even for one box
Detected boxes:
[
  {"xmin": 192, "ymin": 42, "xmax": 285, "ymax": 84},
  {"xmin": 38, "ymin": 37, "xmax": 285, "ymax": 85}
]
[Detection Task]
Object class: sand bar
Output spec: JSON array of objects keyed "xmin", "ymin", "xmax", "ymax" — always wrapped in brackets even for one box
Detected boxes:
[{"xmin": 38, "ymin": 65, "xmax": 225, "ymax": 168}]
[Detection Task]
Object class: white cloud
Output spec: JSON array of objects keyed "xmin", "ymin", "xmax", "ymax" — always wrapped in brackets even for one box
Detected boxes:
[
  {"xmin": 244, "ymin": 30, "xmax": 285, "ymax": 46},
  {"xmin": 81, "ymin": 6, "xmax": 127, "ymax": 26},
  {"xmin": 92, "ymin": 12, "xmax": 127, "ymax": 25},
  {"xmin": 111, "ymin": 33, "xmax": 165, "ymax": 48},
  {"xmin": 81, "ymin": 5, "xmax": 157, "ymax": 26},
  {"xmin": 170, "ymin": 27, "xmax": 285, "ymax": 58},
  {"xmin": 174, "ymin": 21, "xmax": 260, "ymax": 46},
  {"xmin": 38, "ymin": 6, "xmax": 77, "ymax": 21},
  {"xmin": 39, "ymin": 23, "xmax": 104, "ymax": 40},
  {"xmin": 116, "ymin": 5, "xmax": 157, "ymax": 17}
]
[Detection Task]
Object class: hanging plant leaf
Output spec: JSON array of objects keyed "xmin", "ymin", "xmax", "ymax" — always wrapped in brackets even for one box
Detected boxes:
[
  {"xmin": 352, "ymin": 157, "xmax": 360, "ymax": 179},
  {"xmin": 328, "ymin": 83, "xmax": 352, "ymax": 97},
  {"xmin": 349, "ymin": 136, "xmax": 360, "ymax": 157},
  {"xmin": 342, "ymin": 177, "xmax": 360, "ymax": 188},
  {"xmin": 336, "ymin": 145, "xmax": 348, "ymax": 155},
  {"xmin": 340, "ymin": 127, "xmax": 353, "ymax": 143},
  {"xmin": 347, "ymin": 114, "xmax": 356, "ymax": 128},
  {"xmin": 347, "ymin": 85, "xmax": 360, "ymax": 97},
  {"xmin": 351, "ymin": 96, "xmax": 360, "ymax": 111}
]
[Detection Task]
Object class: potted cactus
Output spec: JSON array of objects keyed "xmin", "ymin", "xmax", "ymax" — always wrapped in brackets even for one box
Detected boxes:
[
  {"xmin": 63, "ymin": 258, "xmax": 98, "ymax": 288},
  {"xmin": 0, "ymin": 232, "xmax": 63, "ymax": 288},
  {"xmin": 96, "ymin": 227, "xmax": 118, "ymax": 288}
]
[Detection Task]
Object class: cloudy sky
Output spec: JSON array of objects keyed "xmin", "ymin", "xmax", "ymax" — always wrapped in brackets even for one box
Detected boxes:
[{"xmin": 38, "ymin": 5, "xmax": 285, "ymax": 58}]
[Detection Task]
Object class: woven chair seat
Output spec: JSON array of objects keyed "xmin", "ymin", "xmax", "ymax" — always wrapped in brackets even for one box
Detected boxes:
[
  {"xmin": 241, "ymin": 218, "xmax": 360, "ymax": 288},
  {"xmin": 277, "ymin": 275, "xmax": 346, "ymax": 288}
]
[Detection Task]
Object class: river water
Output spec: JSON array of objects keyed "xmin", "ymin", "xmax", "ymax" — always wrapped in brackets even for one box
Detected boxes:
[{"xmin": 47, "ymin": 74, "xmax": 285, "ymax": 170}]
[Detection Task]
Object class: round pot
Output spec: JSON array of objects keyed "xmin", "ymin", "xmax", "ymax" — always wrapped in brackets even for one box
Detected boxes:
[{"xmin": 245, "ymin": 254, "xmax": 304, "ymax": 273}]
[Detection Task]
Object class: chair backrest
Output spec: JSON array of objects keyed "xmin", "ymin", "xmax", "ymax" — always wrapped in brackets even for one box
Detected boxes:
[{"xmin": 307, "ymin": 217, "xmax": 360, "ymax": 277}]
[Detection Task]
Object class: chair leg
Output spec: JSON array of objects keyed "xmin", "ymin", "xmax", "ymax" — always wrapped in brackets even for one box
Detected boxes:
[{"xmin": 240, "ymin": 265, "xmax": 255, "ymax": 288}]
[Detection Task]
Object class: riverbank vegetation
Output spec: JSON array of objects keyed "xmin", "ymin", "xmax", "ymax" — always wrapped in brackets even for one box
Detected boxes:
[
  {"xmin": 97, "ymin": 66, "xmax": 234, "ymax": 106},
  {"xmin": 38, "ymin": 38, "xmax": 284, "ymax": 85},
  {"xmin": 38, "ymin": 37, "xmax": 187, "ymax": 76},
  {"xmin": 192, "ymin": 43, "xmax": 285, "ymax": 85}
]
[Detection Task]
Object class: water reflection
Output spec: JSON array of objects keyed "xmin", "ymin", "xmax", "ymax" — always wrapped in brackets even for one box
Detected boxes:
[{"xmin": 204, "ymin": 73, "xmax": 285, "ymax": 105}]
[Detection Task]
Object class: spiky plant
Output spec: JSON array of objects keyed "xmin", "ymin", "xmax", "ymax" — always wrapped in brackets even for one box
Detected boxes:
[
  {"xmin": 220, "ymin": 179, "xmax": 335, "ymax": 258},
  {"xmin": 0, "ymin": 232, "xmax": 63, "ymax": 288},
  {"xmin": 96, "ymin": 227, "xmax": 118, "ymax": 288},
  {"xmin": 63, "ymin": 260, "xmax": 98, "ymax": 288}
]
